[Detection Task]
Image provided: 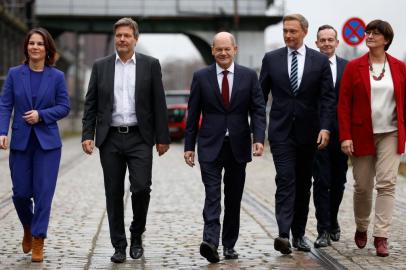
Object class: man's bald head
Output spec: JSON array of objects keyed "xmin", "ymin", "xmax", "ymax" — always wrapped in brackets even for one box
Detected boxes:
[{"xmin": 212, "ymin": 32, "xmax": 236, "ymax": 47}]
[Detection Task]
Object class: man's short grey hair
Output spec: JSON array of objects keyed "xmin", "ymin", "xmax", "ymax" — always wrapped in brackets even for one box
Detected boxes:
[
  {"xmin": 283, "ymin": 14, "xmax": 309, "ymax": 32},
  {"xmin": 114, "ymin": 17, "xmax": 139, "ymax": 38}
]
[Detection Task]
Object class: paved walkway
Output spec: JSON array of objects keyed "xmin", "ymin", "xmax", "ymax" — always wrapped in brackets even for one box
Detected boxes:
[{"xmin": 0, "ymin": 137, "xmax": 406, "ymax": 269}]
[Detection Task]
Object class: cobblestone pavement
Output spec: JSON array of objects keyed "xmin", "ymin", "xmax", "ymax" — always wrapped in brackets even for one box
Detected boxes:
[{"xmin": 1, "ymin": 137, "xmax": 406, "ymax": 269}]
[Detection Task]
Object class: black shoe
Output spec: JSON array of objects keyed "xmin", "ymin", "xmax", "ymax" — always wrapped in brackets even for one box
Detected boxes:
[
  {"xmin": 200, "ymin": 241, "xmax": 220, "ymax": 263},
  {"xmin": 111, "ymin": 248, "xmax": 126, "ymax": 263},
  {"xmin": 292, "ymin": 236, "xmax": 311, "ymax": 252},
  {"xmin": 314, "ymin": 232, "xmax": 332, "ymax": 248},
  {"xmin": 223, "ymin": 247, "xmax": 238, "ymax": 260},
  {"xmin": 130, "ymin": 235, "xmax": 144, "ymax": 259},
  {"xmin": 274, "ymin": 237, "xmax": 292, "ymax": 255},
  {"xmin": 330, "ymin": 227, "xmax": 341, "ymax": 242}
]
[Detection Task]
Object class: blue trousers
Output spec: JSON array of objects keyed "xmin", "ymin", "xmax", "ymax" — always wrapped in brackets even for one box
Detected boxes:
[{"xmin": 9, "ymin": 131, "xmax": 61, "ymax": 238}]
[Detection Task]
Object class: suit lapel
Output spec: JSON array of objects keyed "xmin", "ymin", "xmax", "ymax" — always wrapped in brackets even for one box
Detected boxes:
[
  {"xmin": 208, "ymin": 64, "xmax": 224, "ymax": 107},
  {"xmin": 35, "ymin": 66, "xmax": 51, "ymax": 108},
  {"xmin": 229, "ymin": 64, "xmax": 241, "ymax": 108},
  {"xmin": 280, "ymin": 48, "xmax": 291, "ymax": 95},
  {"xmin": 358, "ymin": 54, "xmax": 371, "ymax": 102},
  {"xmin": 335, "ymin": 57, "xmax": 343, "ymax": 92},
  {"xmin": 300, "ymin": 47, "xmax": 313, "ymax": 92},
  {"xmin": 388, "ymin": 54, "xmax": 401, "ymax": 102},
  {"xmin": 135, "ymin": 53, "xmax": 143, "ymax": 107},
  {"xmin": 336, "ymin": 57, "xmax": 344, "ymax": 83},
  {"xmin": 107, "ymin": 55, "xmax": 116, "ymax": 106},
  {"xmin": 22, "ymin": 65, "xmax": 33, "ymax": 108}
]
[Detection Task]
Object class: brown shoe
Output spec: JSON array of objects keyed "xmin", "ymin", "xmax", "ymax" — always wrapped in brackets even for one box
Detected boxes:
[
  {"xmin": 354, "ymin": 230, "xmax": 367, "ymax": 249},
  {"xmin": 374, "ymin": 237, "xmax": 389, "ymax": 257},
  {"xmin": 31, "ymin": 237, "xmax": 44, "ymax": 262},
  {"xmin": 22, "ymin": 226, "xmax": 32, "ymax": 253}
]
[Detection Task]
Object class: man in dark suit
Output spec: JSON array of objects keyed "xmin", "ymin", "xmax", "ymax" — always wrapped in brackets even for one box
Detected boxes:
[
  {"xmin": 184, "ymin": 32, "xmax": 266, "ymax": 263},
  {"xmin": 81, "ymin": 18, "xmax": 170, "ymax": 263},
  {"xmin": 312, "ymin": 25, "xmax": 348, "ymax": 248},
  {"xmin": 259, "ymin": 14, "xmax": 335, "ymax": 254}
]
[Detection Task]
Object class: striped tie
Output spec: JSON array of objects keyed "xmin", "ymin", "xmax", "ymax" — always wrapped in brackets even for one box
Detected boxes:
[{"xmin": 290, "ymin": 50, "xmax": 299, "ymax": 95}]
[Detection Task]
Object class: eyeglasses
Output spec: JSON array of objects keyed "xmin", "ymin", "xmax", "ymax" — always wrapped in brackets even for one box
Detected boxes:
[{"xmin": 365, "ymin": 31, "xmax": 382, "ymax": 37}]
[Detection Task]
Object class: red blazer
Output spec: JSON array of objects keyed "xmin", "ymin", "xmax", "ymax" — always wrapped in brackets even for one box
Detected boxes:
[{"xmin": 338, "ymin": 53, "xmax": 406, "ymax": 156}]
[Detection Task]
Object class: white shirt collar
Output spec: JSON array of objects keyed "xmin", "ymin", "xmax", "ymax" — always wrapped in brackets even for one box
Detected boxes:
[
  {"xmin": 329, "ymin": 55, "xmax": 337, "ymax": 65},
  {"xmin": 115, "ymin": 52, "xmax": 136, "ymax": 64},
  {"xmin": 216, "ymin": 62, "xmax": 235, "ymax": 75},
  {"xmin": 288, "ymin": 44, "xmax": 306, "ymax": 56}
]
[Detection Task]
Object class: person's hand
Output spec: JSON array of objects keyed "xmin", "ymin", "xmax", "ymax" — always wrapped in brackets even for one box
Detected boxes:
[
  {"xmin": 156, "ymin": 144, "xmax": 169, "ymax": 156},
  {"xmin": 341, "ymin": 139, "xmax": 354, "ymax": 156},
  {"xmin": 23, "ymin": 110, "xmax": 40, "ymax": 125},
  {"xmin": 82, "ymin": 140, "xmax": 94, "ymax": 155},
  {"xmin": 253, "ymin": 143, "xmax": 264, "ymax": 157},
  {"xmin": 184, "ymin": 151, "xmax": 195, "ymax": 167},
  {"xmin": 0, "ymin": 135, "xmax": 8, "ymax": 150},
  {"xmin": 317, "ymin": 130, "xmax": 330, "ymax": 150}
]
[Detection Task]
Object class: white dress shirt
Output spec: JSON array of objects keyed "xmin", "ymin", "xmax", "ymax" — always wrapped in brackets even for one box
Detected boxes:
[
  {"xmin": 329, "ymin": 55, "xmax": 337, "ymax": 86},
  {"xmin": 216, "ymin": 62, "xmax": 234, "ymax": 136},
  {"xmin": 111, "ymin": 53, "xmax": 138, "ymax": 127},
  {"xmin": 287, "ymin": 45, "xmax": 306, "ymax": 88},
  {"xmin": 216, "ymin": 62, "xmax": 234, "ymax": 98}
]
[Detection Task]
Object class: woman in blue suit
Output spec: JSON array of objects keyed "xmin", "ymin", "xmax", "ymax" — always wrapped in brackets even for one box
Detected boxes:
[{"xmin": 0, "ymin": 28, "xmax": 70, "ymax": 262}]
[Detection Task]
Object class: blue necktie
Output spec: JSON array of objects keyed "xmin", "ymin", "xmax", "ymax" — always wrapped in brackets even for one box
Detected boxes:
[{"xmin": 290, "ymin": 51, "xmax": 299, "ymax": 95}]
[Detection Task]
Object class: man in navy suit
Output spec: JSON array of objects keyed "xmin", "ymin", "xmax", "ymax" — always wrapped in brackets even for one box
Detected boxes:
[
  {"xmin": 312, "ymin": 25, "xmax": 348, "ymax": 248},
  {"xmin": 184, "ymin": 32, "xmax": 266, "ymax": 263},
  {"xmin": 259, "ymin": 14, "xmax": 335, "ymax": 254}
]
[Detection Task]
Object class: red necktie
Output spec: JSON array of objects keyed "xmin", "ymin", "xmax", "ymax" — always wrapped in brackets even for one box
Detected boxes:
[{"xmin": 221, "ymin": 70, "xmax": 229, "ymax": 108}]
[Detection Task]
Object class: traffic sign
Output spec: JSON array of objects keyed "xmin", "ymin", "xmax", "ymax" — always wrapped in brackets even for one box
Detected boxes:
[{"xmin": 342, "ymin": 17, "xmax": 366, "ymax": 46}]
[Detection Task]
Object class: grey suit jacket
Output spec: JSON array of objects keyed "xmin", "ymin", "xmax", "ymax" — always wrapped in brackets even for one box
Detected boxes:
[{"xmin": 82, "ymin": 53, "xmax": 170, "ymax": 147}]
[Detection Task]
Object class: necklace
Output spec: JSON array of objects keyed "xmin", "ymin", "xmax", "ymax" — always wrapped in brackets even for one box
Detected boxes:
[{"xmin": 368, "ymin": 54, "xmax": 386, "ymax": 81}]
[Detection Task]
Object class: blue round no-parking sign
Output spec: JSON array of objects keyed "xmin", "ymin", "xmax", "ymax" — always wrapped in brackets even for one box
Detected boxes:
[{"xmin": 342, "ymin": 17, "xmax": 366, "ymax": 46}]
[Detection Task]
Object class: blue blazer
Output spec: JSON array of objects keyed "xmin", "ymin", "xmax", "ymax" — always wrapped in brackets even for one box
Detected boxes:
[
  {"xmin": 259, "ymin": 46, "xmax": 336, "ymax": 145},
  {"xmin": 0, "ymin": 64, "xmax": 70, "ymax": 150},
  {"xmin": 184, "ymin": 63, "xmax": 266, "ymax": 163}
]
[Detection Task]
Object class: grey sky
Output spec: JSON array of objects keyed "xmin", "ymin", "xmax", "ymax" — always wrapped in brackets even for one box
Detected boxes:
[
  {"xmin": 136, "ymin": 0, "xmax": 406, "ymax": 62},
  {"xmin": 267, "ymin": 0, "xmax": 406, "ymax": 60}
]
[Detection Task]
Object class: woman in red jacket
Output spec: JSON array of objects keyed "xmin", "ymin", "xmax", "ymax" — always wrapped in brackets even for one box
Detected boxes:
[{"xmin": 338, "ymin": 20, "xmax": 406, "ymax": 257}]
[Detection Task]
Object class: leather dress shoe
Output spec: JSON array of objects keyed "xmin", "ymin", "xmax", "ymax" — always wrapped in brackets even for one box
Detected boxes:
[
  {"xmin": 200, "ymin": 241, "xmax": 220, "ymax": 263},
  {"xmin": 223, "ymin": 247, "xmax": 238, "ymax": 259},
  {"xmin": 292, "ymin": 236, "xmax": 311, "ymax": 252},
  {"xmin": 314, "ymin": 231, "xmax": 331, "ymax": 248},
  {"xmin": 274, "ymin": 237, "xmax": 292, "ymax": 255},
  {"xmin": 330, "ymin": 226, "xmax": 341, "ymax": 242},
  {"xmin": 111, "ymin": 248, "xmax": 126, "ymax": 263},
  {"xmin": 354, "ymin": 230, "xmax": 367, "ymax": 249},
  {"xmin": 130, "ymin": 235, "xmax": 144, "ymax": 259}
]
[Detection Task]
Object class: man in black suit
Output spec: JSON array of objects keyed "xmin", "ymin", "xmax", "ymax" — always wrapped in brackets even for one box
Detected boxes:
[
  {"xmin": 312, "ymin": 25, "xmax": 348, "ymax": 248},
  {"xmin": 259, "ymin": 14, "xmax": 335, "ymax": 254},
  {"xmin": 81, "ymin": 17, "xmax": 170, "ymax": 263},
  {"xmin": 184, "ymin": 32, "xmax": 266, "ymax": 263}
]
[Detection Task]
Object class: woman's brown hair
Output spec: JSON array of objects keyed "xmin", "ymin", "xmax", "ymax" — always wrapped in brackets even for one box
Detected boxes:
[
  {"xmin": 23, "ymin": 27, "xmax": 57, "ymax": 66},
  {"xmin": 365, "ymin": 20, "xmax": 394, "ymax": 51}
]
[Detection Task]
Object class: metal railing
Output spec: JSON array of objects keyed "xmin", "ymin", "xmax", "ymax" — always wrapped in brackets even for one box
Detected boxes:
[{"xmin": 36, "ymin": 0, "xmax": 269, "ymax": 16}]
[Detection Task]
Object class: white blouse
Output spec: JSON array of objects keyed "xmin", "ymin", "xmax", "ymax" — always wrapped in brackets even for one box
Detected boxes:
[{"xmin": 370, "ymin": 63, "xmax": 397, "ymax": 134}]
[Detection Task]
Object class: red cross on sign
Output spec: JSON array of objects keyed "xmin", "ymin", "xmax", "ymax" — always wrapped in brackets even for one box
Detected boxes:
[{"xmin": 342, "ymin": 17, "xmax": 366, "ymax": 47}]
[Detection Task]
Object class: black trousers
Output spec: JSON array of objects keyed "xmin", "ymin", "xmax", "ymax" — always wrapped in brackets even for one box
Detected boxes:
[
  {"xmin": 99, "ymin": 127, "xmax": 152, "ymax": 249},
  {"xmin": 271, "ymin": 137, "xmax": 316, "ymax": 239},
  {"xmin": 313, "ymin": 132, "xmax": 348, "ymax": 234},
  {"xmin": 199, "ymin": 139, "xmax": 246, "ymax": 248}
]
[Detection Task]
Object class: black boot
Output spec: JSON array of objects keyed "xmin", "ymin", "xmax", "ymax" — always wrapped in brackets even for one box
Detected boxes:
[{"xmin": 129, "ymin": 235, "xmax": 143, "ymax": 259}]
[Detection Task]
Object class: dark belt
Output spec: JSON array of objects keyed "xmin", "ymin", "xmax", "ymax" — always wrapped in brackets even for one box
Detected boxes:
[{"xmin": 111, "ymin": 126, "xmax": 138, "ymax": 134}]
